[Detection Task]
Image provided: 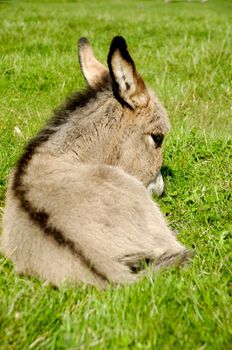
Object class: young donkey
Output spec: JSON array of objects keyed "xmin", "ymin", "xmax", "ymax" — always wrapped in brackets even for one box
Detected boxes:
[{"xmin": 1, "ymin": 36, "xmax": 190, "ymax": 288}]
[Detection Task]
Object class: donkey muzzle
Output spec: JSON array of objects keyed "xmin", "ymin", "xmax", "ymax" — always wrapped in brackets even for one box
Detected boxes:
[{"xmin": 147, "ymin": 171, "xmax": 164, "ymax": 197}]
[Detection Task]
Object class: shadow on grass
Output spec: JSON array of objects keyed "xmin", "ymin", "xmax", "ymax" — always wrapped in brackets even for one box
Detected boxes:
[{"xmin": 161, "ymin": 165, "xmax": 174, "ymax": 179}]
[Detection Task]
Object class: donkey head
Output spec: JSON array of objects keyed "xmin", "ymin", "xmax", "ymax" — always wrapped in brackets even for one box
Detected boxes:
[{"xmin": 78, "ymin": 36, "xmax": 170, "ymax": 196}]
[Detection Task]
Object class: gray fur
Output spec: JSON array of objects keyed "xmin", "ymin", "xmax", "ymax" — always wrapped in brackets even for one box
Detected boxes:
[{"xmin": 1, "ymin": 36, "xmax": 190, "ymax": 287}]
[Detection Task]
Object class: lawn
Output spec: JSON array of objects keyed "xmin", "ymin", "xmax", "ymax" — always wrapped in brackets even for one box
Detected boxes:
[{"xmin": 0, "ymin": 0, "xmax": 231, "ymax": 349}]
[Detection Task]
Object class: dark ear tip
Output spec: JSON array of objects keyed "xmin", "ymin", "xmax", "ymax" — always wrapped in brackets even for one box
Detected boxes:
[
  {"xmin": 78, "ymin": 37, "xmax": 89, "ymax": 49},
  {"xmin": 110, "ymin": 36, "xmax": 127, "ymax": 51}
]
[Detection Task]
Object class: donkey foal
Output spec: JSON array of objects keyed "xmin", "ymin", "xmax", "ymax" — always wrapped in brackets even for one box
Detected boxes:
[{"xmin": 1, "ymin": 36, "xmax": 190, "ymax": 287}]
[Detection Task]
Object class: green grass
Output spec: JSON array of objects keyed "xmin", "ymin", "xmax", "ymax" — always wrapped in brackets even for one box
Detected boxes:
[{"xmin": 0, "ymin": 0, "xmax": 231, "ymax": 349}]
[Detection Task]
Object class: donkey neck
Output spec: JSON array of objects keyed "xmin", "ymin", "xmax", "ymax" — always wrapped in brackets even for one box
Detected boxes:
[{"xmin": 39, "ymin": 89, "xmax": 124, "ymax": 166}]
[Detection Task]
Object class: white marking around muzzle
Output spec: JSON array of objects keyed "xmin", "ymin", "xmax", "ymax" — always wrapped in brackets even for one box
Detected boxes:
[{"xmin": 147, "ymin": 171, "xmax": 164, "ymax": 197}]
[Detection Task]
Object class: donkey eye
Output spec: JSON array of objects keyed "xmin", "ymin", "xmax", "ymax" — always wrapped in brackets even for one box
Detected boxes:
[{"xmin": 151, "ymin": 134, "xmax": 164, "ymax": 147}]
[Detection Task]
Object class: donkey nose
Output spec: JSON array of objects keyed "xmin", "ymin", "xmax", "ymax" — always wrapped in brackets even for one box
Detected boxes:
[{"xmin": 147, "ymin": 171, "xmax": 164, "ymax": 197}]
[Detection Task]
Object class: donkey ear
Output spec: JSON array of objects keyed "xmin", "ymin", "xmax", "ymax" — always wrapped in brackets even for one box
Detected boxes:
[
  {"xmin": 107, "ymin": 36, "xmax": 149, "ymax": 108},
  {"xmin": 78, "ymin": 37, "xmax": 108, "ymax": 88}
]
